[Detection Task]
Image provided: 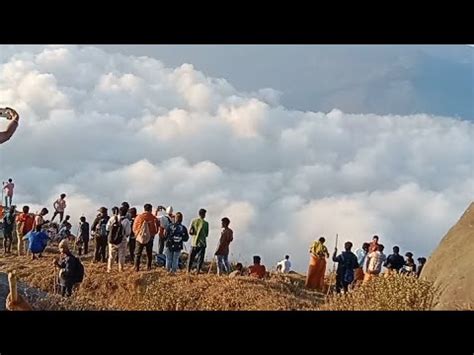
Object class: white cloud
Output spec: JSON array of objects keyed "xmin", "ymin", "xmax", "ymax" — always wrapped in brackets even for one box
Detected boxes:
[{"xmin": 0, "ymin": 45, "xmax": 473, "ymax": 272}]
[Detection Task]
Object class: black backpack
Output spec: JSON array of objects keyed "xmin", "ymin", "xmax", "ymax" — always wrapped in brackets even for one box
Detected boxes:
[
  {"xmin": 108, "ymin": 216, "xmax": 124, "ymax": 245},
  {"xmin": 71, "ymin": 256, "xmax": 85, "ymax": 283}
]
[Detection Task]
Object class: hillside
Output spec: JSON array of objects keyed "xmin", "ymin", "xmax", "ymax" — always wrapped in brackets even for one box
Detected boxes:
[{"xmin": 420, "ymin": 202, "xmax": 474, "ymax": 310}]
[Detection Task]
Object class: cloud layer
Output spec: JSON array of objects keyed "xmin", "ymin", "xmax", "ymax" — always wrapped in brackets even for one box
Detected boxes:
[{"xmin": 1, "ymin": 45, "xmax": 473, "ymax": 271}]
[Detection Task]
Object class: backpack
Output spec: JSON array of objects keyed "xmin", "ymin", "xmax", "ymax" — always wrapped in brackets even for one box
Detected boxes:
[
  {"xmin": 108, "ymin": 216, "xmax": 124, "ymax": 245},
  {"xmin": 136, "ymin": 220, "xmax": 151, "ymax": 244},
  {"xmin": 97, "ymin": 217, "xmax": 108, "ymax": 238},
  {"xmin": 71, "ymin": 255, "xmax": 85, "ymax": 284}
]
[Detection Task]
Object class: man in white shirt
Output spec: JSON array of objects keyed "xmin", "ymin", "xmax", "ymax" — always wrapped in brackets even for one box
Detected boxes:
[
  {"xmin": 157, "ymin": 206, "xmax": 174, "ymax": 255},
  {"xmin": 106, "ymin": 206, "xmax": 131, "ymax": 272},
  {"xmin": 364, "ymin": 244, "xmax": 387, "ymax": 283},
  {"xmin": 276, "ymin": 255, "xmax": 291, "ymax": 273}
]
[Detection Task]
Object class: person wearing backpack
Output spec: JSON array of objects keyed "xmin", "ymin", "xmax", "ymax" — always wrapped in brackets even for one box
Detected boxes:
[
  {"xmin": 164, "ymin": 212, "xmax": 189, "ymax": 273},
  {"xmin": 2, "ymin": 205, "xmax": 16, "ymax": 254},
  {"xmin": 53, "ymin": 240, "xmax": 84, "ymax": 297},
  {"xmin": 187, "ymin": 208, "xmax": 209, "ymax": 274},
  {"xmin": 133, "ymin": 204, "xmax": 159, "ymax": 272},
  {"xmin": 332, "ymin": 241, "xmax": 359, "ymax": 294},
  {"xmin": 107, "ymin": 206, "xmax": 131, "ymax": 272},
  {"xmin": 157, "ymin": 205, "xmax": 174, "ymax": 255},
  {"xmin": 91, "ymin": 207, "xmax": 110, "ymax": 263}
]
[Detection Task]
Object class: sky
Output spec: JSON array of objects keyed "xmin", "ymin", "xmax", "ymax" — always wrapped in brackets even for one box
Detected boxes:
[{"xmin": 0, "ymin": 45, "xmax": 473, "ymax": 272}]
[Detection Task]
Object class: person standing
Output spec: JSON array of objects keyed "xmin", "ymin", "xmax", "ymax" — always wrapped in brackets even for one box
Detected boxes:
[
  {"xmin": 107, "ymin": 206, "xmax": 131, "ymax": 272},
  {"xmin": 77, "ymin": 216, "xmax": 90, "ymax": 256},
  {"xmin": 2, "ymin": 205, "xmax": 16, "ymax": 254},
  {"xmin": 214, "ymin": 217, "xmax": 233, "ymax": 275},
  {"xmin": 91, "ymin": 207, "xmax": 110, "ymax": 263},
  {"xmin": 133, "ymin": 204, "xmax": 159, "ymax": 272},
  {"xmin": 2, "ymin": 178, "xmax": 14, "ymax": 207},
  {"xmin": 164, "ymin": 212, "xmax": 189, "ymax": 274},
  {"xmin": 51, "ymin": 194, "xmax": 67, "ymax": 223},
  {"xmin": 364, "ymin": 244, "xmax": 387, "ymax": 283},
  {"xmin": 354, "ymin": 242, "xmax": 370, "ymax": 283},
  {"xmin": 127, "ymin": 207, "xmax": 137, "ymax": 264},
  {"xmin": 368, "ymin": 235, "xmax": 380, "ymax": 253},
  {"xmin": 401, "ymin": 252, "xmax": 417, "ymax": 275},
  {"xmin": 416, "ymin": 257, "xmax": 426, "ymax": 278},
  {"xmin": 157, "ymin": 206, "xmax": 174, "ymax": 255},
  {"xmin": 53, "ymin": 240, "xmax": 83, "ymax": 297},
  {"xmin": 33, "ymin": 208, "xmax": 49, "ymax": 230},
  {"xmin": 187, "ymin": 208, "xmax": 209, "ymax": 274},
  {"xmin": 384, "ymin": 246, "xmax": 405, "ymax": 276},
  {"xmin": 332, "ymin": 241, "xmax": 359, "ymax": 294},
  {"xmin": 305, "ymin": 237, "xmax": 330, "ymax": 291},
  {"xmin": 15, "ymin": 206, "xmax": 35, "ymax": 256}
]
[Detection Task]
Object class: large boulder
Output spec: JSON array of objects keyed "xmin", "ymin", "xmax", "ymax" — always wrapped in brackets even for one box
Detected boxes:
[{"xmin": 421, "ymin": 202, "xmax": 474, "ymax": 310}]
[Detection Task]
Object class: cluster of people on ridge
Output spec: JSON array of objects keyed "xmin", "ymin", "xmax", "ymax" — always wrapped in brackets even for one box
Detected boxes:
[
  {"xmin": 305, "ymin": 235, "xmax": 427, "ymax": 294},
  {"xmin": 1, "ymin": 181, "xmax": 427, "ymax": 298},
  {"xmin": 1, "ymin": 188, "xmax": 282, "ymax": 296}
]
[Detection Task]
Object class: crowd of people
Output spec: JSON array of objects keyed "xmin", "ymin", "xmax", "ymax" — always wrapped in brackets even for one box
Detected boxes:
[
  {"xmin": 305, "ymin": 235, "xmax": 427, "ymax": 294},
  {"xmin": 0, "ymin": 181, "xmax": 427, "ymax": 298}
]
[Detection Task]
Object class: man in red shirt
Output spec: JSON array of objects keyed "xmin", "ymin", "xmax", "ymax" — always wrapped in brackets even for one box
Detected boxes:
[
  {"xmin": 16, "ymin": 205, "xmax": 35, "ymax": 256},
  {"xmin": 369, "ymin": 235, "xmax": 380, "ymax": 253},
  {"xmin": 248, "ymin": 255, "xmax": 267, "ymax": 279}
]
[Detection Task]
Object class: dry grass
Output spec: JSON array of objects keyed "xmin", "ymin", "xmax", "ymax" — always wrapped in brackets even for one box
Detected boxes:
[
  {"xmin": 319, "ymin": 273, "xmax": 438, "ymax": 311},
  {"xmin": 0, "ymin": 247, "xmax": 325, "ymax": 310}
]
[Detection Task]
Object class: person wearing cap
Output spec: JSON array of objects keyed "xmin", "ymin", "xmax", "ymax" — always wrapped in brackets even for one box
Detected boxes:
[
  {"xmin": 157, "ymin": 205, "xmax": 175, "ymax": 255},
  {"xmin": 187, "ymin": 208, "xmax": 209, "ymax": 274},
  {"xmin": 214, "ymin": 217, "xmax": 233, "ymax": 275},
  {"xmin": 401, "ymin": 252, "xmax": 417, "ymax": 275},
  {"xmin": 91, "ymin": 207, "xmax": 110, "ymax": 263},
  {"xmin": 23, "ymin": 224, "xmax": 49, "ymax": 260},
  {"xmin": 416, "ymin": 257, "xmax": 426, "ymax": 278},
  {"xmin": 53, "ymin": 240, "xmax": 78, "ymax": 297}
]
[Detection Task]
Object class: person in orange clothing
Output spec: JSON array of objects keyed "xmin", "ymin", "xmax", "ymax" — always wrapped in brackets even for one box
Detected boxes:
[
  {"xmin": 16, "ymin": 205, "xmax": 35, "ymax": 256},
  {"xmin": 133, "ymin": 203, "xmax": 159, "ymax": 271},
  {"xmin": 248, "ymin": 256, "xmax": 267, "ymax": 279},
  {"xmin": 305, "ymin": 237, "xmax": 330, "ymax": 291}
]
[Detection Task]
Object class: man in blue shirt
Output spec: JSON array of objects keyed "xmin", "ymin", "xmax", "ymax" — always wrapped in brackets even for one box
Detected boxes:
[{"xmin": 23, "ymin": 225, "xmax": 49, "ymax": 260}]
